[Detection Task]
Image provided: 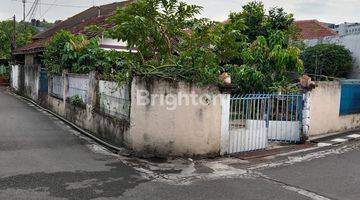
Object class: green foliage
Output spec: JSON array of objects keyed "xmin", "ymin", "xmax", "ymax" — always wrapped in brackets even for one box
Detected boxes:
[
  {"xmin": 0, "ymin": 20, "xmax": 38, "ymax": 59},
  {"xmin": 228, "ymin": 32, "xmax": 303, "ymax": 93},
  {"xmin": 216, "ymin": 1, "xmax": 303, "ymax": 93},
  {"xmin": 214, "ymin": 13, "xmax": 248, "ymax": 65},
  {"xmin": 43, "ymin": 0, "xmax": 303, "ymax": 93},
  {"xmin": 43, "ymin": 30, "xmax": 128, "ymax": 77},
  {"xmin": 240, "ymin": 1, "xmax": 267, "ymax": 42},
  {"xmin": 70, "ymin": 95, "xmax": 83, "ymax": 107},
  {"xmin": 108, "ymin": 0, "xmax": 202, "ymax": 63},
  {"xmin": 107, "ymin": 0, "xmax": 221, "ymax": 85},
  {"xmin": 301, "ymin": 44, "xmax": 353, "ymax": 78},
  {"xmin": 43, "ymin": 30, "xmax": 74, "ymax": 74},
  {"xmin": 0, "ymin": 65, "xmax": 9, "ymax": 77},
  {"xmin": 267, "ymin": 7, "xmax": 294, "ymax": 33}
]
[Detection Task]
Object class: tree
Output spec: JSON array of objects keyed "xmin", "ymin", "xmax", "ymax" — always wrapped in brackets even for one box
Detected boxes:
[
  {"xmin": 107, "ymin": 0, "xmax": 222, "ymax": 85},
  {"xmin": 0, "ymin": 20, "xmax": 38, "ymax": 59},
  {"xmin": 267, "ymin": 7, "xmax": 294, "ymax": 32},
  {"xmin": 108, "ymin": 0, "xmax": 202, "ymax": 64},
  {"xmin": 215, "ymin": 1, "xmax": 303, "ymax": 92},
  {"xmin": 44, "ymin": 0, "xmax": 303, "ymax": 92},
  {"xmin": 240, "ymin": 1, "xmax": 267, "ymax": 42},
  {"xmin": 301, "ymin": 44, "xmax": 353, "ymax": 78},
  {"xmin": 233, "ymin": 2, "xmax": 298, "ymax": 43},
  {"xmin": 228, "ymin": 31, "xmax": 303, "ymax": 93},
  {"xmin": 214, "ymin": 12, "xmax": 248, "ymax": 65}
]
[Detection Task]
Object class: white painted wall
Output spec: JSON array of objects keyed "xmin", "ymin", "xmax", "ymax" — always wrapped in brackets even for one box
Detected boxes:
[
  {"xmin": 308, "ymin": 81, "xmax": 360, "ymax": 137},
  {"xmin": 129, "ymin": 76, "xmax": 226, "ymax": 156},
  {"xmin": 100, "ymin": 38, "xmax": 136, "ymax": 52},
  {"xmin": 335, "ymin": 35, "xmax": 360, "ymax": 78}
]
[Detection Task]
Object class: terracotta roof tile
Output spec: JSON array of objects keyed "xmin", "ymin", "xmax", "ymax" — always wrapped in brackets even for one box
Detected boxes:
[
  {"xmin": 295, "ymin": 20, "xmax": 338, "ymax": 40},
  {"xmin": 14, "ymin": 0, "xmax": 134, "ymax": 54}
]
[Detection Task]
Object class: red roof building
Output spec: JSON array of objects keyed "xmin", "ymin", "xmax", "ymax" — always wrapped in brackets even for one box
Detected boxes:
[
  {"xmin": 14, "ymin": 0, "xmax": 134, "ymax": 55},
  {"xmin": 295, "ymin": 20, "xmax": 339, "ymax": 40}
]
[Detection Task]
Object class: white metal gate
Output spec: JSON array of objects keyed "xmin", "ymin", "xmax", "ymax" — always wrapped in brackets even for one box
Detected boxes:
[{"xmin": 228, "ymin": 94, "xmax": 303, "ymax": 153}]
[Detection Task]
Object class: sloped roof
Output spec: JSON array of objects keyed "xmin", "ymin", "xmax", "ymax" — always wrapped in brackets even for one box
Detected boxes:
[
  {"xmin": 14, "ymin": 0, "xmax": 134, "ymax": 55},
  {"xmin": 295, "ymin": 20, "xmax": 338, "ymax": 40}
]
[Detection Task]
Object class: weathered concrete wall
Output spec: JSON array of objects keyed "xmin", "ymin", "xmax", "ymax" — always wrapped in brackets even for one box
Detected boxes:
[
  {"xmin": 308, "ymin": 81, "xmax": 360, "ymax": 137},
  {"xmin": 99, "ymin": 80, "xmax": 130, "ymax": 120},
  {"xmin": 67, "ymin": 74, "xmax": 89, "ymax": 101},
  {"xmin": 46, "ymin": 96, "xmax": 130, "ymax": 146},
  {"xmin": 45, "ymin": 71, "xmax": 130, "ymax": 146},
  {"xmin": 18, "ymin": 66, "xmax": 230, "ymax": 156},
  {"xmin": 23, "ymin": 57, "xmax": 40, "ymax": 101},
  {"xmin": 129, "ymin": 77, "xmax": 225, "ymax": 157}
]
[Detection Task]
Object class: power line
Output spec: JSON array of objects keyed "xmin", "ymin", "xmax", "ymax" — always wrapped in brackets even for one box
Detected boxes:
[
  {"xmin": 29, "ymin": 0, "xmax": 40, "ymax": 20},
  {"xmin": 39, "ymin": 0, "xmax": 58, "ymax": 19},
  {"xmin": 25, "ymin": 0, "xmax": 39, "ymax": 20},
  {"xmin": 12, "ymin": 0, "xmax": 89, "ymax": 8}
]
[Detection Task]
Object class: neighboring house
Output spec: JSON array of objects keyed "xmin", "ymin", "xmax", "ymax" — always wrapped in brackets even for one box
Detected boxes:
[
  {"xmin": 296, "ymin": 19, "xmax": 360, "ymax": 79},
  {"xmin": 14, "ymin": 1, "xmax": 134, "ymax": 56},
  {"xmin": 333, "ymin": 22, "xmax": 360, "ymax": 36},
  {"xmin": 11, "ymin": 1, "xmax": 134, "ymax": 100},
  {"xmin": 295, "ymin": 20, "xmax": 339, "ymax": 46}
]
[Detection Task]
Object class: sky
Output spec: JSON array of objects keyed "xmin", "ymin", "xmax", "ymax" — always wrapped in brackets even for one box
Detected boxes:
[{"xmin": 1, "ymin": 0, "xmax": 360, "ymax": 24}]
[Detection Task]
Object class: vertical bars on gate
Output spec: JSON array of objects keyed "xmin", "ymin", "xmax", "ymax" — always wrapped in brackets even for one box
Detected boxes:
[
  {"xmin": 266, "ymin": 94, "xmax": 303, "ymax": 142},
  {"xmin": 228, "ymin": 93, "xmax": 303, "ymax": 154},
  {"xmin": 229, "ymin": 94, "xmax": 269, "ymax": 153}
]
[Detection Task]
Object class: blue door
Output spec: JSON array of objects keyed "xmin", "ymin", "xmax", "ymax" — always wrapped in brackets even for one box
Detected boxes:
[{"xmin": 39, "ymin": 67, "xmax": 48, "ymax": 93}]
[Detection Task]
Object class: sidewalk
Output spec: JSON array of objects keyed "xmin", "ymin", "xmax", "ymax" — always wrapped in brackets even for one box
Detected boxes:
[{"xmin": 311, "ymin": 129, "xmax": 360, "ymax": 147}]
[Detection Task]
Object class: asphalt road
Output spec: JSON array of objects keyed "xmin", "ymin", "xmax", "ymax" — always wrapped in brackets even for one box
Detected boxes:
[{"xmin": 0, "ymin": 87, "xmax": 359, "ymax": 200}]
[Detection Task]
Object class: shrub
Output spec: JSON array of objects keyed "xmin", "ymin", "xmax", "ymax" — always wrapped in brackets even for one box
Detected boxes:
[
  {"xmin": 0, "ymin": 65, "xmax": 9, "ymax": 77},
  {"xmin": 301, "ymin": 44, "xmax": 353, "ymax": 78},
  {"xmin": 69, "ymin": 95, "xmax": 83, "ymax": 107},
  {"xmin": 43, "ymin": 30, "xmax": 129, "ymax": 78}
]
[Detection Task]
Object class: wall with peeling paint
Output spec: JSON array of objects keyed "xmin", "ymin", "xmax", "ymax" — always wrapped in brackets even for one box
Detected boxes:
[
  {"xmin": 129, "ymin": 77, "xmax": 228, "ymax": 157},
  {"xmin": 23, "ymin": 54, "xmax": 40, "ymax": 101}
]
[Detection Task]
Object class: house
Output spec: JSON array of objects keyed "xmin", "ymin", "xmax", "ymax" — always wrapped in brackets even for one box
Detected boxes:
[
  {"xmin": 12, "ymin": 0, "xmax": 134, "ymax": 100},
  {"xmin": 295, "ymin": 20, "xmax": 339, "ymax": 46},
  {"xmin": 333, "ymin": 22, "xmax": 360, "ymax": 36}
]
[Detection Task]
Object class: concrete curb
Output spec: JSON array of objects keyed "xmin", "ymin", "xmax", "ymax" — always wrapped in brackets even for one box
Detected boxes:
[{"xmin": 316, "ymin": 133, "xmax": 360, "ymax": 147}]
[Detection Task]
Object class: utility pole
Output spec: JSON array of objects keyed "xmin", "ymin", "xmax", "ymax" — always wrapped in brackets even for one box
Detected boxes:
[
  {"xmin": 22, "ymin": 0, "xmax": 26, "ymax": 21},
  {"xmin": 12, "ymin": 16, "xmax": 17, "ymax": 53}
]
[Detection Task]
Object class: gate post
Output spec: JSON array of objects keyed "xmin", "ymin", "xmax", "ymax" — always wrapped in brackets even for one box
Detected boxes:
[
  {"xmin": 220, "ymin": 93, "xmax": 231, "ymax": 155},
  {"xmin": 62, "ymin": 69, "xmax": 69, "ymax": 111},
  {"xmin": 302, "ymin": 91, "xmax": 311, "ymax": 141}
]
